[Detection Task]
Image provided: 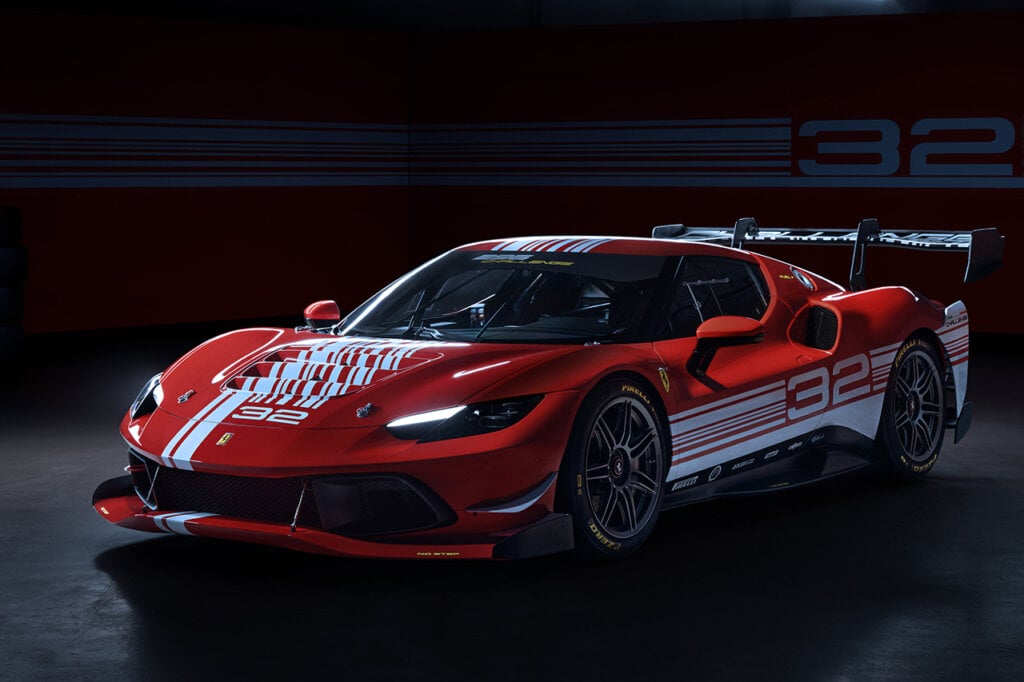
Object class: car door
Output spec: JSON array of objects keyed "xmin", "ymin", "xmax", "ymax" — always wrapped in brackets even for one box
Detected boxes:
[{"xmin": 652, "ymin": 255, "xmax": 827, "ymax": 487}]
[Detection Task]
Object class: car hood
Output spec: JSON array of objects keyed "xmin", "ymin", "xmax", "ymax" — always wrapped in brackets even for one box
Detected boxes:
[{"xmin": 152, "ymin": 328, "xmax": 580, "ymax": 430}]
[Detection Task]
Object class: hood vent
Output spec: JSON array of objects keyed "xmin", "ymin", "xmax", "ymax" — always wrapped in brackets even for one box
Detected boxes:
[{"xmin": 226, "ymin": 338, "xmax": 443, "ymax": 409}]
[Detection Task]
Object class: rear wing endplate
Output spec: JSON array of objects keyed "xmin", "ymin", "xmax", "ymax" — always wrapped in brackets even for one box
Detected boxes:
[{"xmin": 651, "ymin": 218, "xmax": 1004, "ymax": 291}]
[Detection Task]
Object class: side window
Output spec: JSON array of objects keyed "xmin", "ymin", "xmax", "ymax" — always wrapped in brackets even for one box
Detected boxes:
[{"xmin": 658, "ymin": 256, "xmax": 769, "ymax": 339}]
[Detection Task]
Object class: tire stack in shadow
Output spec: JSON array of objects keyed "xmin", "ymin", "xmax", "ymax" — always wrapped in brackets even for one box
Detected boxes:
[{"xmin": 0, "ymin": 207, "xmax": 26, "ymax": 361}]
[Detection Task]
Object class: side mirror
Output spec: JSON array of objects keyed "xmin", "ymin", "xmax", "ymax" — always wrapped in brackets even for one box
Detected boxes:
[
  {"xmin": 304, "ymin": 300, "xmax": 340, "ymax": 331},
  {"xmin": 686, "ymin": 316, "xmax": 765, "ymax": 379}
]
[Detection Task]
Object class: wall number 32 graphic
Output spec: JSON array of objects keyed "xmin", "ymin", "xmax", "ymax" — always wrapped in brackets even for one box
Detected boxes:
[{"xmin": 798, "ymin": 117, "xmax": 1015, "ymax": 176}]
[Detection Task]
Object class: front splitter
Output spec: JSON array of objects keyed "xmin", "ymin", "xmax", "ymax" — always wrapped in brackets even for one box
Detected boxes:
[{"xmin": 93, "ymin": 476, "xmax": 573, "ymax": 560}]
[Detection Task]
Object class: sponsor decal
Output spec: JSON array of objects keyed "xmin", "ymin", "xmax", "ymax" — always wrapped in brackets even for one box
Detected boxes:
[
  {"xmin": 658, "ymin": 367, "xmax": 671, "ymax": 394},
  {"xmin": 787, "ymin": 441, "xmax": 804, "ymax": 451},
  {"xmin": 622, "ymin": 385, "xmax": 651, "ymax": 404},
  {"xmin": 473, "ymin": 253, "xmax": 574, "ymax": 266},
  {"xmin": 731, "ymin": 458, "xmax": 755, "ymax": 471},
  {"xmin": 215, "ymin": 432, "xmax": 233, "ymax": 446},
  {"xmin": 764, "ymin": 448, "xmax": 780, "ymax": 460},
  {"xmin": 671, "ymin": 475, "xmax": 699, "ymax": 492},
  {"xmin": 708, "ymin": 465, "xmax": 722, "ymax": 482},
  {"xmin": 587, "ymin": 519, "xmax": 622, "ymax": 550},
  {"xmin": 474, "ymin": 253, "xmax": 533, "ymax": 261},
  {"xmin": 945, "ymin": 312, "xmax": 968, "ymax": 328},
  {"xmin": 416, "ymin": 551, "xmax": 461, "ymax": 557},
  {"xmin": 811, "ymin": 432, "xmax": 825, "ymax": 444},
  {"xmin": 487, "ymin": 258, "xmax": 574, "ymax": 266}
]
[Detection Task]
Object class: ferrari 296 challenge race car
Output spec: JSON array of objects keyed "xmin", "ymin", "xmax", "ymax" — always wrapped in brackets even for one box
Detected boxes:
[{"xmin": 93, "ymin": 218, "xmax": 1003, "ymax": 559}]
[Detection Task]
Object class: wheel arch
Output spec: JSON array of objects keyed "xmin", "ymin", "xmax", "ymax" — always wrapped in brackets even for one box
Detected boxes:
[
  {"xmin": 555, "ymin": 369, "xmax": 672, "ymax": 505},
  {"xmin": 575, "ymin": 369, "xmax": 673, "ymax": 448},
  {"xmin": 874, "ymin": 332, "xmax": 948, "ymax": 479},
  {"xmin": 557, "ymin": 368, "xmax": 675, "ymax": 557},
  {"xmin": 905, "ymin": 326, "xmax": 958, "ymax": 425}
]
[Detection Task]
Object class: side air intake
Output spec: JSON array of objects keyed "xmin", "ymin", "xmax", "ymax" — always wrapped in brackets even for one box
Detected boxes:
[{"xmin": 805, "ymin": 306, "xmax": 838, "ymax": 350}]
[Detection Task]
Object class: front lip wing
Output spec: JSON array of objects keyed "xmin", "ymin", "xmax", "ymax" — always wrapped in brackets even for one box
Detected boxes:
[{"xmin": 92, "ymin": 476, "xmax": 574, "ymax": 560}]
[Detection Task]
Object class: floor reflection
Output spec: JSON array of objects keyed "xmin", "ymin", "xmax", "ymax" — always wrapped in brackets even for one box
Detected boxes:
[{"xmin": 93, "ymin": 472, "xmax": 992, "ymax": 680}]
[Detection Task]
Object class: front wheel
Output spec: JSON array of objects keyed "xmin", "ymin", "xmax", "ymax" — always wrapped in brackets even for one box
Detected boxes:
[
  {"xmin": 876, "ymin": 337, "xmax": 946, "ymax": 479},
  {"xmin": 558, "ymin": 379, "xmax": 669, "ymax": 559}
]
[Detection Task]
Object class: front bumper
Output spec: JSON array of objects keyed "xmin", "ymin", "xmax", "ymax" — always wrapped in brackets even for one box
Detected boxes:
[{"xmin": 93, "ymin": 474, "xmax": 574, "ymax": 560}]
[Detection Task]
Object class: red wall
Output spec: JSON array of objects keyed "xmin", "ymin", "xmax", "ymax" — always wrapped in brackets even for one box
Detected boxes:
[
  {"xmin": 0, "ymin": 12, "xmax": 409, "ymax": 333},
  {"xmin": 408, "ymin": 12, "xmax": 1024, "ymax": 334},
  {"xmin": 2, "ymin": 11, "xmax": 1022, "ymax": 334}
]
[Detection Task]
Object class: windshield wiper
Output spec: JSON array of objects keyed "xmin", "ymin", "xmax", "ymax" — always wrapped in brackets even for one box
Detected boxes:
[
  {"xmin": 405, "ymin": 325, "xmax": 453, "ymax": 340},
  {"xmin": 376, "ymin": 270, "xmax": 495, "ymax": 331},
  {"xmin": 475, "ymin": 326, "xmax": 615, "ymax": 342}
]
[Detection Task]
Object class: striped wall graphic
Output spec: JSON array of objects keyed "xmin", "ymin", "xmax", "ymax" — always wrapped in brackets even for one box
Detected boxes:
[
  {"xmin": 3, "ymin": 112, "xmax": 1024, "ymax": 189},
  {"xmin": 0, "ymin": 113, "xmax": 409, "ymax": 188}
]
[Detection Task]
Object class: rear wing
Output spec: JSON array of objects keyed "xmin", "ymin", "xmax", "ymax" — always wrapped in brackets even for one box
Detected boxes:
[{"xmin": 651, "ymin": 218, "xmax": 1004, "ymax": 291}]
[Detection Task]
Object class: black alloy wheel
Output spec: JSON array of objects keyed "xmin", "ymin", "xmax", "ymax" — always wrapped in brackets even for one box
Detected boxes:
[
  {"xmin": 559, "ymin": 379, "xmax": 668, "ymax": 558},
  {"xmin": 877, "ymin": 337, "xmax": 947, "ymax": 479}
]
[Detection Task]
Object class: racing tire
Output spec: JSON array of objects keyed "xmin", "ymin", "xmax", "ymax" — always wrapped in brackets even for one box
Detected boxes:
[
  {"xmin": 0, "ymin": 246, "xmax": 28, "ymax": 286},
  {"xmin": 875, "ymin": 337, "xmax": 946, "ymax": 480},
  {"xmin": 558, "ymin": 378, "xmax": 669, "ymax": 559},
  {"xmin": 0, "ymin": 207, "xmax": 20, "ymax": 246}
]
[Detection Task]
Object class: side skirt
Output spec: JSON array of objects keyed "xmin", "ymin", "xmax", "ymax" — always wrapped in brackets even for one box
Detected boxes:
[{"xmin": 662, "ymin": 427, "xmax": 875, "ymax": 510}]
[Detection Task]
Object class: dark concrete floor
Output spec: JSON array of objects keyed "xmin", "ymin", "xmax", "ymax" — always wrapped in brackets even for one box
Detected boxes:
[{"xmin": 1, "ymin": 327, "xmax": 1022, "ymax": 681}]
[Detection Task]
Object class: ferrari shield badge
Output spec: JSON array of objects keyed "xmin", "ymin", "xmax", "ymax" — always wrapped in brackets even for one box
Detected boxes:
[{"xmin": 658, "ymin": 367, "xmax": 671, "ymax": 394}]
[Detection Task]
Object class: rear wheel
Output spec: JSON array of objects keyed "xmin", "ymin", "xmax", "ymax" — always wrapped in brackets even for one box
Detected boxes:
[
  {"xmin": 558, "ymin": 379, "xmax": 668, "ymax": 559},
  {"xmin": 876, "ymin": 337, "xmax": 946, "ymax": 479}
]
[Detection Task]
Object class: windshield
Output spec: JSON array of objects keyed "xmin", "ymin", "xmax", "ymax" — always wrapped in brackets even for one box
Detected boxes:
[{"xmin": 338, "ymin": 250, "xmax": 668, "ymax": 344}]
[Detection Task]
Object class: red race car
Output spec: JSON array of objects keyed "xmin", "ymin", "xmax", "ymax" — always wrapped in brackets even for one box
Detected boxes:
[{"xmin": 93, "ymin": 219, "xmax": 1003, "ymax": 559}]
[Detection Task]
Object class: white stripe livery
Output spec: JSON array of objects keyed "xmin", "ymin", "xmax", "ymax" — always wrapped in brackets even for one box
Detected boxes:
[
  {"xmin": 490, "ymin": 236, "xmax": 611, "ymax": 253},
  {"xmin": 228, "ymin": 338, "xmax": 442, "ymax": 408},
  {"xmin": 939, "ymin": 302, "xmax": 969, "ymax": 412},
  {"xmin": 152, "ymin": 512, "xmax": 217, "ymax": 535},
  {"xmin": 160, "ymin": 392, "xmax": 250, "ymax": 471},
  {"xmin": 666, "ymin": 302, "xmax": 970, "ymax": 481}
]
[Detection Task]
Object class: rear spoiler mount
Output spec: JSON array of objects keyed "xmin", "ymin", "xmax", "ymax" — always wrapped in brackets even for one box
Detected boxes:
[{"xmin": 651, "ymin": 218, "xmax": 1004, "ymax": 292}]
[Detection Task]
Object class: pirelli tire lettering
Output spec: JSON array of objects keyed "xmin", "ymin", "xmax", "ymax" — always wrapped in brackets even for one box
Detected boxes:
[
  {"xmin": 559, "ymin": 379, "xmax": 669, "ymax": 559},
  {"xmin": 586, "ymin": 519, "xmax": 622, "ymax": 551},
  {"xmin": 875, "ymin": 337, "xmax": 947, "ymax": 479},
  {"xmin": 621, "ymin": 383, "xmax": 651, "ymax": 405}
]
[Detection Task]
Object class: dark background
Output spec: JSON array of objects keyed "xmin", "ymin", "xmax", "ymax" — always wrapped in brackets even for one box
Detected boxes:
[{"xmin": 1, "ymin": 1, "xmax": 1022, "ymax": 337}]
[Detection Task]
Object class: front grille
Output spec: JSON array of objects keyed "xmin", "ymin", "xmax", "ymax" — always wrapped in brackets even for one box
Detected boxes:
[
  {"xmin": 313, "ymin": 476, "xmax": 455, "ymax": 536},
  {"xmin": 155, "ymin": 466, "xmax": 323, "ymax": 529},
  {"xmin": 127, "ymin": 451, "xmax": 453, "ymax": 537}
]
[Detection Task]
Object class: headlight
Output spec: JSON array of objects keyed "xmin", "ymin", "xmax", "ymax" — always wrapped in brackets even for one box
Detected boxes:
[
  {"xmin": 386, "ymin": 395, "xmax": 543, "ymax": 442},
  {"xmin": 130, "ymin": 373, "xmax": 162, "ymax": 420}
]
